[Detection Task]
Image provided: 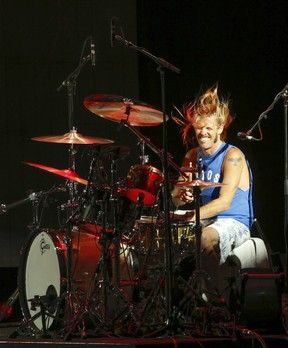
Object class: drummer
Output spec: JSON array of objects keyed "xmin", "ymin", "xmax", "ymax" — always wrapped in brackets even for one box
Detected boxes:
[{"xmin": 171, "ymin": 85, "xmax": 254, "ymax": 290}]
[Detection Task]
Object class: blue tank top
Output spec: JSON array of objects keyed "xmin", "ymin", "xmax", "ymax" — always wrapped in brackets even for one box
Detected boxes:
[{"xmin": 198, "ymin": 143, "xmax": 254, "ymax": 228}]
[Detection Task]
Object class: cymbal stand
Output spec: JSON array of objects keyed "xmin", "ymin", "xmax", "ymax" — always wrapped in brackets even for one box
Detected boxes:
[
  {"xmin": 91, "ymin": 153, "xmax": 112, "ymax": 325},
  {"xmin": 110, "ymin": 156, "xmax": 121, "ymax": 287},
  {"xmin": 66, "ymin": 142, "xmax": 80, "ymax": 204},
  {"xmin": 178, "ymin": 163, "xmax": 224, "ymax": 328},
  {"xmin": 139, "ymin": 139, "xmax": 149, "ymax": 165},
  {"xmin": 193, "ymin": 158, "xmax": 203, "ymax": 271}
]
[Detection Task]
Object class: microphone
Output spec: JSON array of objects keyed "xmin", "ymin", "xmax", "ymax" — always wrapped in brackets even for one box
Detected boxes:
[
  {"xmin": 237, "ymin": 132, "xmax": 256, "ymax": 141},
  {"xmin": 110, "ymin": 17, "xmax": 116, "ymax": 47},
  {"xmin": 90, "ymin": 38, "xmax": 96, "ymax": 66}
]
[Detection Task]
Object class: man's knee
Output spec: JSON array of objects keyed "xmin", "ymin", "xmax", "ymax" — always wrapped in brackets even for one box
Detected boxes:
[{"xmin": 201, "ymin": 227, "xmax": 219, "ymax": 255}]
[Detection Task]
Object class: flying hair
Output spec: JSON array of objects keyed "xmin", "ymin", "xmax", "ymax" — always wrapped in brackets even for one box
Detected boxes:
[{"xmin": 172, "ymin": 85, "xmax": 234, "ymax": 144}]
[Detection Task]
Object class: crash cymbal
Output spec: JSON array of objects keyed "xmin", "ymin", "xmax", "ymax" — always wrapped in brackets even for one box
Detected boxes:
[
  {"xmin": 32, "ymin": 128, "xmax": 114, "ymax": 145},
  {"xmin": 84, "ymin": 94, "xmax": 168, "ymax": 126},
  {"xmin": 174, "ymin": 179, "xmax": 225, "ymax": 190},
  {"xmin": 23, "ymin": 162, "xmax": 88, "ymax": 185}
]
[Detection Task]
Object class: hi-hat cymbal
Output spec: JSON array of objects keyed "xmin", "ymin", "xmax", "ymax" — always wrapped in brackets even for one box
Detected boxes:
[
  {"xmin": 84, "ymin": 94, "xmax": 168, "ymax": 126},
  {"xmin": 174, "ymin": 179, "xmax": 225, "ymax": 190},
  {"xmin": 180, "ymin": 167, "xmax": 198, "ymax": 173},
  {"xmin": 32, "ymin": 129, "xmax": 114, "ymax": 145},
  {"xmin": 23, "ymin": 162, "xmax": 88, "ymax": 185}
]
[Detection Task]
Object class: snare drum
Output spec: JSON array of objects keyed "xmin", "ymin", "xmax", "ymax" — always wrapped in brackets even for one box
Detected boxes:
[
  {"xmin": 18, "ymin": 226, "xmax": 137, "ymax": 332},
  {"xmin": 131, "ymin": 217, "xmax": 195, "ymax": 255},
  {"xmin": 125, "ymin": 164, "xmax": 163, "ymax": 206}
]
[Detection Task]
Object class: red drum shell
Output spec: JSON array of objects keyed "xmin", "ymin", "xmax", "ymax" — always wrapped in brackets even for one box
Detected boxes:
[
  {"xmin": 18, "ymin": 226, "xmax": 137, "ymax": 332},
  {"xmin": 125, "ymin": 164, "xmax": 163, "ymax": 206}
]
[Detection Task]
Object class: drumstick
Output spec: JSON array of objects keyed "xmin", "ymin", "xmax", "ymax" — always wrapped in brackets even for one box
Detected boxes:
[{"xmin": 189, "ymin": 162, "xmax": 193, "ymax": 182}]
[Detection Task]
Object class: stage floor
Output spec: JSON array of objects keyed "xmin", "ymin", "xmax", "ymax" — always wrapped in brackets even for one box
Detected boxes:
[
  {"xmin": 0, "ymin": 321, "xmax": 287, "ymax": 348},
  {"xmin": 1, "ymin": 268, "xmax": 288, "ymax": 347}
]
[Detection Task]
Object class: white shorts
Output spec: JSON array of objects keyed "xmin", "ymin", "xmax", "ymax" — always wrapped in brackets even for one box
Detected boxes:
[{"xmin": 207, "ymin": 218, "xmax": 251, "ymax": 265}]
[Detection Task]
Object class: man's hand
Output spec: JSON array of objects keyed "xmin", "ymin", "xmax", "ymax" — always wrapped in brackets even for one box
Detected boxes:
[{"xmin": 179, "ymin": 189, "xmax": 194, "ymax": 204}]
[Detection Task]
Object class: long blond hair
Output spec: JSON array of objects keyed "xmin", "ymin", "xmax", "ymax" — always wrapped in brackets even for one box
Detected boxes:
[{"xmin": 173, "ymin": 86, "xmax": 234, "ymax": 145}]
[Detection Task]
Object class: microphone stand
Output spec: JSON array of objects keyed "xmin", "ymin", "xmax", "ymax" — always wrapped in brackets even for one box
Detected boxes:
[
  {"xmin": 114, "ymin": 32, "xmax": 181, "ymax": 329},
  {"xmin": 240, "ymin": 82, "xmax": 288, "ymax": 288},
  {"xmin": 240, "ymin": 82, "xmax": 288, "ymax": 140},
  {"xmin": 57, "ymin": 36, "xmax": 93, "ymax": 129},
  {"xmin": 57, "ymin": 37, "xmax": 94, "ymax": 202},
  {"xmin": 283, "ymin": 90, "xmax": 288, "ymax": 289}
]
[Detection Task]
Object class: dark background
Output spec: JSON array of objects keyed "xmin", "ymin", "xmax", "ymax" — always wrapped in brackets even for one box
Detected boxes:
[{"xmin": 0, "ymin": 0, "xmax": 287, "ymax": 270}]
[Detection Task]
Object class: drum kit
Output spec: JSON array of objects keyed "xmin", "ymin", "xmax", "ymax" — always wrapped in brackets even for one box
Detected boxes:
[{"xmin": 0, "ymin": 94, "xmax": 227, "ymax": 339}]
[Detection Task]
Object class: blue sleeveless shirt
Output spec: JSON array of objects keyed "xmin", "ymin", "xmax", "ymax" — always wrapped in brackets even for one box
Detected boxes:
[{"xmin": 198, "ymin": 142, "xmax": 254, "ymax": 228}]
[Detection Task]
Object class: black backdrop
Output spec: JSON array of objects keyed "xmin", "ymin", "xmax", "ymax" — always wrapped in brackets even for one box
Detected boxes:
[
  {"xmin": 0, "ymin": 0, "xmax": 288, "ymax": 268},
  {"xmin": 0, "ymin": 0, "xmax": 139, "ymax": 267},
  {"xmin": 136, "ymin": 0, "xmax": 288, "ymax": 260}
]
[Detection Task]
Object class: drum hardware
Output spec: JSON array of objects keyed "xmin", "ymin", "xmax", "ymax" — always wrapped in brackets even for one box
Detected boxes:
[
  {"xmin": 6, "ymin": 185, "xmax": 78, "ymax": 334},
  {"xmin": 107, "ymin": 37, "xmax": 181, "ymax": 334},
  {"xmin": 0, "ymin": 190, "xmax": 41, "ymax": 218},
  {"xmin": 23, "ymin": 160, "xmax": 88, "ymax": 209},
  {"xmin": 139, "ymin": 139, "xmax": 149, "ymax": 165},
  {"xmin": 28, "ymin": 293, "xmax": 61, "ymax": 336},
  {"xmin": 55, "ymin": 37, "xmax": 109, "ymax": 205},
  {"xmin": 17, "ymin": 225, "xmax": 137, "ymax": 337},
  {"xmin": 110, "ymin": 153, "xmax": 125, "ymax": 289},
  {"xmin": 176, "ymin": 164, "xmax": 224, "ymax": 319},
  {"xmin": 0, "ymin": 187, "xmax": 69, "ymax": 334},
  {"xmin": 82, "ymin": 100, "xmax": 220, "ymax": 326},
  {"xmin": 0, "ymin": 288, "xmax": 19, "ymax": 323},
  {"xmin": 61, "ymin": 148, "xmax": 138, "ymax": 337},
  {"xmin": 125, "ymin": 164, "xmax": 164, "ymax": 207},
  {"xmin": 77, "ymin": 146, "xmax": 107, "ymax": 223},
  {"xmin": 23, "ymin": 209, "xmax": 81, "ymax": 336},
  {"xmin": 17, "ymin": 228, "xmax": 102, "ymax": 335},
  {"xmin": 83, "ymin": 89, "xmax": 190, "ymax": 333},
  {"xmin": 0, "ymin": 187, "xmax": 62, "ymax": 231},
  {"xmin": 113, "ymin": 120, "xmax": 191, "ymax": 330},
  {"xmin": 83, "ymin": 37, "xmax": 230, "ymax": 333}
]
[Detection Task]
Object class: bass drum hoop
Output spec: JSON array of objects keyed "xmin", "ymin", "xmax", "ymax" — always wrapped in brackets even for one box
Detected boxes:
[{"xmin": 18, "ymin": 229, "xmax": 66, "ymax": 332}]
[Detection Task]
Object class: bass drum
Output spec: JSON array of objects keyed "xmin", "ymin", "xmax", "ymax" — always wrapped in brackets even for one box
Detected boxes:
[{"xmin": 18, "ymin": 226, "xmax": 137, "ymax": 333}]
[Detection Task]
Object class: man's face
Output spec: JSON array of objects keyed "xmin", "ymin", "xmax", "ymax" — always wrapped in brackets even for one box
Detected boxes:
[{"xmin": 193, "ymin": 115, "xmax": 223, "ymax": 154}]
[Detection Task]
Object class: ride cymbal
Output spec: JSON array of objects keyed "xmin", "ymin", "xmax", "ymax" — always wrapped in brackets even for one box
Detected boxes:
[
  {"xmin": 23, "ymin": 162, "xmax": 88, "ymax": 185},
  {"xmin": 174, "ymin": 179, "xmax": 225, "ymax": 190},
  {"xmin": 32, "ymin": 128, "xmax": 114, "ymax": 145},
  {"xmin": 84, "ymin": 94, "xmax": 168, "ymax": 126}
]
